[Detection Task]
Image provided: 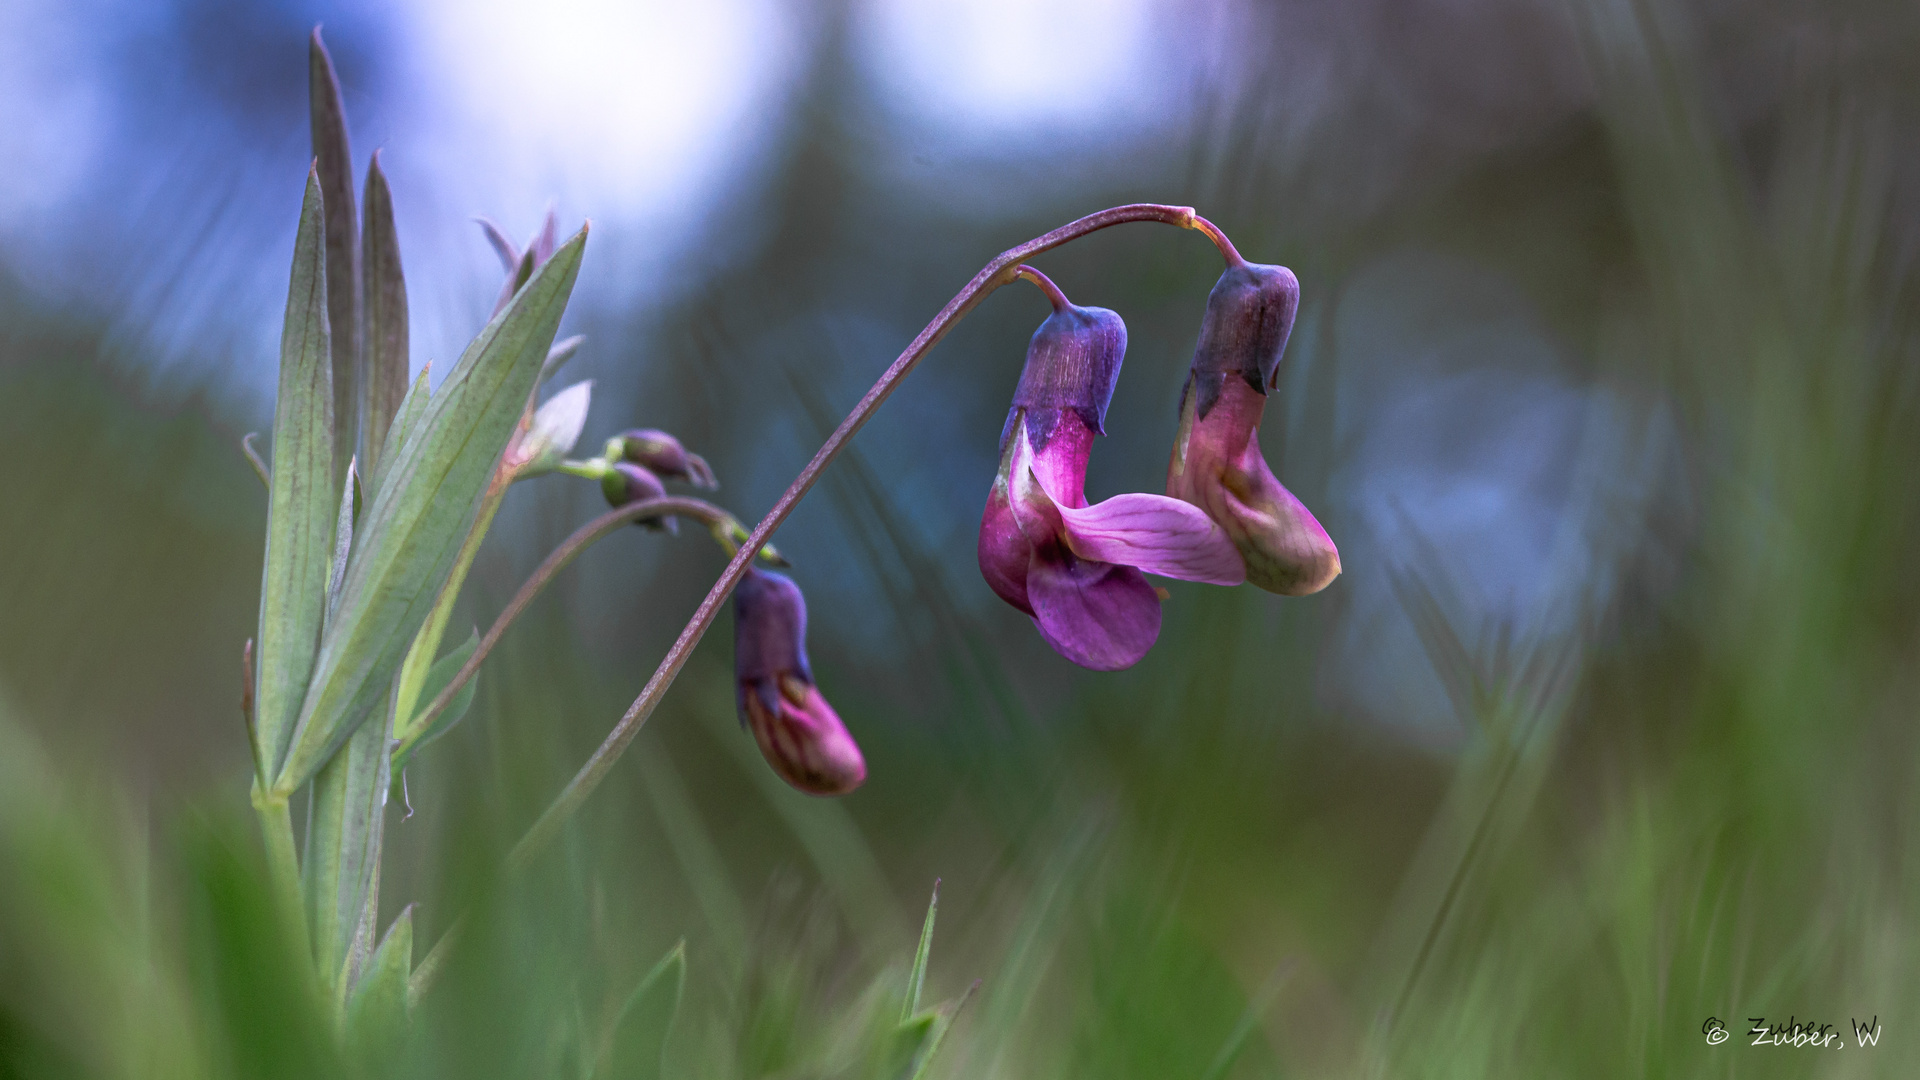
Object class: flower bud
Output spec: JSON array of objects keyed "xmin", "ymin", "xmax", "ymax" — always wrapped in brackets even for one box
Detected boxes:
[
  {"xmin": 601, "ymin": 462, "xmax": 677, "ymax": 534},
  {"xmin": 507, "ymin": 380, "xmax": 591, "ymax": 479},
  {"xmin": 734, "ymin": 569, "xmax": 865, "ymax": 796},
  {"xmin": 617, "ymin": 429, "xmax": 717, "ymax": 489}
]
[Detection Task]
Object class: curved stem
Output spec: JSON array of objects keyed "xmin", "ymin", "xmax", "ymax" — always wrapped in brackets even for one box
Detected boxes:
[
  {"xmin": 1190, "ymin": 214, "xmax": 1245, "ymax": 266},
  {"xmin": 1012, "ymin": 265, "xmax": 1071, "ymax": 312},
  {"xmin": 392, "ymin": 496, "xmax": 753, "ymax": 763},
  {"xmin": 241, "ymin": 433, "xmax": 271, "ymax": 490},
  {"xmin": 504, "ymin": 202, "xmax": 1215, "ymax": 872}
]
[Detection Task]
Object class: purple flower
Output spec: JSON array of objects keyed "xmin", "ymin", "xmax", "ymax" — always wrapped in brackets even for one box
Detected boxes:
[
  {"xmin": 979, "ymin": 268, "xmax": 1244, "ymax": 671},
  {"xmin": 1166, "ymin": 261, "xmax": 1339, "ymax": 595},
  {"xmin": 616, "ymin": 428, "xmax": 717, "ymax": 489},
  {"xmin": 734, "ymin": 569, "xmax": 865, "ymax": 796}
]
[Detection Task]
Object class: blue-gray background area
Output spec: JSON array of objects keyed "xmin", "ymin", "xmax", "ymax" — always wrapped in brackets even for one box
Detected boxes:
[{"xmin": 0, "ymin": 0, "xmax": 1901, "ymax": 787}]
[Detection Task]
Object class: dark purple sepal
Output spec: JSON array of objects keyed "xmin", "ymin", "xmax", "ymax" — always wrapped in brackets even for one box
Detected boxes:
[
  {"xmin": 733, "ymin": 569, "xmax": 814, "ymax": 703},
  {"xmin": 1008, "ymin": 304, "xmax": 1126, "ymax": 451},
  {"xmin": 1188, "ymin": 262, "xmax": 1299, "ymax": 419}
]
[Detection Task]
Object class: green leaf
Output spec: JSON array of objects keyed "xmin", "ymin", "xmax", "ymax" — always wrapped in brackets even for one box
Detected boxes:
[
  {"xmin": 875, "ymin": 1012, "xmax": 937, "ymax": 1080},
  {"xmin": 391, "ymin": 628, "xmax": 480, "ymax": 772},
  {"xmin": 904, "ymin": 879, "xmax": 939, "ymax": 1022},
  {"xmin": 253, "ymin": 168, "xmax": 335, "ymax": 784},
  {"xmin": 901, "ymin": 982, "xmax": 977, "ymax": 1080},
  {"xmin": 303, "ymin": 690, "xmax": 390, "ymax": 999},
  {"xmin": 323, "ymin": 459, "xmax": 357, "ymax": 629},
  {"xmin": 345, "ymin": 905, "xmax": 414, "ymax": 1064},
  {"xmin": 309, "ymin": 28, "xmax": 360, "ymax": 497},
  {"xmin": 273, "ymin": 226, "xmax": 586, "ymax": 796},
  {"xmin": 902, "ymin": 1002, "xmax": 963, "ymax": 1080},
  {"xmin": 602, "ymin": 942, "xmax": 684, "ymax": 1080},
  {"xmin": 370, "ymin": 364, "xmax": 429, "ymax": 501},
  {"xmin": 361, "ymin": 150, "xmax": 409, "ymax": 481}
]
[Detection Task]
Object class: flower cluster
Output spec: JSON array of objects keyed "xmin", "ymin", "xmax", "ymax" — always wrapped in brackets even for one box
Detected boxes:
[{"xmin": 979, "ymin": 261, "xmax": 1339, "ymax": 670}]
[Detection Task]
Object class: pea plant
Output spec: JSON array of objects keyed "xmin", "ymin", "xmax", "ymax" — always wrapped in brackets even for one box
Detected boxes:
[{"xmin": 246, "ymin": 29, "xmax": 1336, "ymax": 1074}]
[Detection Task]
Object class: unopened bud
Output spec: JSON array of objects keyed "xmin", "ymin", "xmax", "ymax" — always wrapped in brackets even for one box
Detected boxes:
[
  {"xmin": 617, "ymin": 429, "xmax": 717, "ymax": 489},
  {"xmin": 734, "ymin": 569, "xmax": 865, "ymax": 796},
  {"xmin": 508, "ymin": 380, "xmax": 592, "ymax": 479},
  {"xmin": 602, "ymin": 462, "xmax": 677, "ymax": 534}
]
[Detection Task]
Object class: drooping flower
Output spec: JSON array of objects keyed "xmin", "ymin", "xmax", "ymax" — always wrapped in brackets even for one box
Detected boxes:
[
  {"xmin": 616, "ymin": 428, "xmax": 717, "ymax": 489},
  {"xmin": 734, "ymin": 568, "xmax": 865, "ymax": 796},
  {"xmin": 979, "ymin": 267, "xmax": 1245, "ymax": 671},
  {"xmin": 1166, "ymin": 261, "xmax": 1339, "ymax": 595},
  {"xmin": 602, "ymin": 461, "xmax": 677, "ymax": 533}
]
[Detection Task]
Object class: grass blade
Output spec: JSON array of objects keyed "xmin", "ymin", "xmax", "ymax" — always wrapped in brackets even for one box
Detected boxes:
[
  {"xmin": 273, "ymin": 226, "xmax": 587, "ymax": 796},
  {"xmin": 253, "ymin": 168, "xmax": 335, "ymax": 783},
  {"xmin": 904, "ymin": 879, "xmax": 939, "ymax": 1022},
  {"xmin": 602, "ymin": 941, "xmax": 685, "ymax": 1080}
]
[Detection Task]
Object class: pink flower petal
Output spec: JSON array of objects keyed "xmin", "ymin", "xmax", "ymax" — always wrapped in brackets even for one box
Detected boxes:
[
  {"xmin": 978, "ymin": 480, "xmax": 1034, "ymax": 615},
  {"xmin": 1025, "ymin": 553, "xmax": 1161, "ymax": 671},
  {"xmin": 1056, "ymin": 493, "xmax": 1246, "ymax": 586}
]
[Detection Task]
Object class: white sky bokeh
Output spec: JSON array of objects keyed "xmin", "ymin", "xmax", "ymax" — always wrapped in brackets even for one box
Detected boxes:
[
  {"xmin": 394, "ymin": 0, "xmax": 801, "ymax": 225},
  {"xmin": 858, "ymin": 0, "xmax": 1165, "ymax": 136},
  {"xmin": 0, "ymin": 0, "xmax": 1197, "ymax": 402}
]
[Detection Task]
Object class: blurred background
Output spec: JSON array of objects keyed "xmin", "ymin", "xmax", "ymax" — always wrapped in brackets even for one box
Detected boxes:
[{"xmin": 2, "ymin": 0, "xmax": 1918, "ymax": 1076}]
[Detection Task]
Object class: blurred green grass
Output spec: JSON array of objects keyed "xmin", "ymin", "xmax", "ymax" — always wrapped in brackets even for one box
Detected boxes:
[{"xmin": 4, "ymin": 1, "xmax": 1920, "ymax": 1076}]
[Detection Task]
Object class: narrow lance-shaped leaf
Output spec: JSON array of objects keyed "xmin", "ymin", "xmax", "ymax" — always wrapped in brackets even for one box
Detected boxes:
[
  {"xmin": 904, "ymin": 879, "xmax": 939, "ymax": 1022},
  {"xmin": 304, "ymin": 690, "xmax": 390, "ymax": 999},
  {"xmin": 253, "ymin": 168, "xmax": 334, "ymax": 783},
  {"xmin": 391, "ymin": 628, "xmax": 479, "ymax": 772},
  {"xmin": 324, "ymin": 459, "xmax": 357, "ymax": 628},
  {"xmin": 369, "ymin": 364, "xmax": 429, "ymax": 501},
  {"xmin": 345, "ymin": 906, "xmax": 414, "ymax": 1062},
  {"xmin": 361, "ymin": 149, "xmax": 408, "ymax": 480},
  {"xmin": 273, "ymin": 226, "xmax": 588, "ymax": 796},
  {"xmin": 475, "ymin": 217, "xmax": 519, "ymax": 273},
  {"xmin": 603, "ymin": 942, "xmax": 684, "ymax": 1080},
  {"xmin": 311, "ymin": 27, "xmax": 361, "ymax": 494}
]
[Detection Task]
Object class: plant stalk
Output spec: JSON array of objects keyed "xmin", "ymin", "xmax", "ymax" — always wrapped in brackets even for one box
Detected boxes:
[{"xmin": 252, "ymin": 786, "xmax": 309, "ymax": 947}]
